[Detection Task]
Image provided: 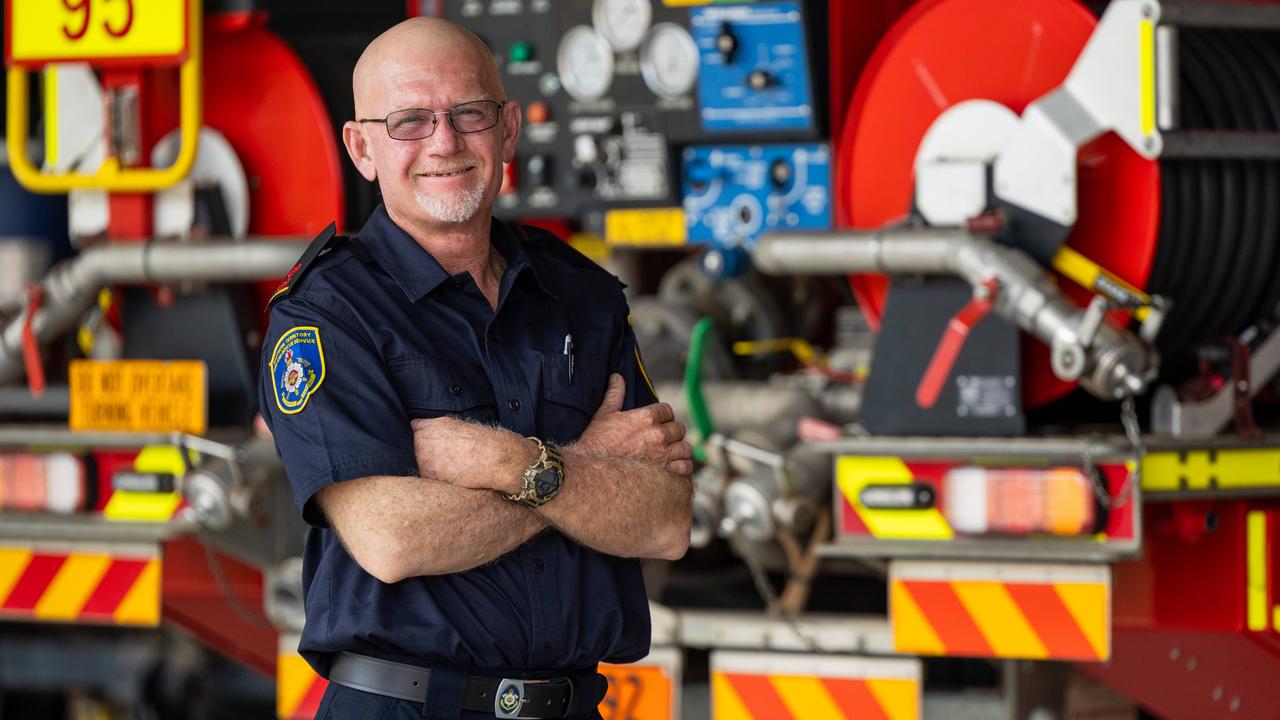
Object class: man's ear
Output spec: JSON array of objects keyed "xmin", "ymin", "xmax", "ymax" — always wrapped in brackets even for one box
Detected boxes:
[
  {"xmin": 500, "ymin": 101, "xmax": 522, "ymax": 164},
  {"xmin": 342, "ymin": 121, "xmax": 378, "ymax": 182}
]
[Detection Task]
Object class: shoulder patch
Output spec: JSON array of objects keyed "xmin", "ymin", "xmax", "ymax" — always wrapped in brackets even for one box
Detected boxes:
[
  {"xmin": 268, "ymin": 222, "xmax": 344, "ymax": 308},
  {"xmin": 269, "ymin": 326, "xmax": 326, "ymax": 414}
]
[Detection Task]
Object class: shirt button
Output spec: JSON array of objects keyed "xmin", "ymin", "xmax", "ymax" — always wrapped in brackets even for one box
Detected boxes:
[
  {"xmin": 532, "ymin": 558, "xmax": 544, "ymax": 571},
  {"xmin": 508, "ymin": 399, "xmax": 521, "ymax": 411},
  {"xmin": 449, "ymin": 384, "xmax": 461, "ymax": 395}
]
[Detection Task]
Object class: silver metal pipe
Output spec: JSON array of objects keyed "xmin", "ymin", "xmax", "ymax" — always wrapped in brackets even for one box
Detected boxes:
[
  {"xmin": 754, "ymin": 229, "xmax": 1156, "ymax": 399},
  {"xmin": 753, "ymin": 228, "xmax": 964, "ymax": 276},
  {"xmin": 0, "ymin": 238, "xmax": 309, "ymax": 385},
  {"xmin": 807, "ymin": 435, "xmax": 1136, "ymax": 461},
  {"xmin": 0, "ymin": 511, "xmax": 196, "ymax": 543}
]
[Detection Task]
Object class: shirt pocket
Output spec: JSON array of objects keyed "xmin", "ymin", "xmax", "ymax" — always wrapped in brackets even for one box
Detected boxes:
[
  {"xmin": 386, "ymin": 355, "xmax": 498, "ymax": 424},
  {"xmin": 539, "ymin": 353, "xmax": 607, "ymax": 444}
]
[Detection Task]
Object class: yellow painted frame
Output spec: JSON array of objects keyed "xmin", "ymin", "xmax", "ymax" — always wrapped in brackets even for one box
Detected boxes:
[{"xmin": 5, "ymin": 0, "xmax": 201, "ymax": 193}]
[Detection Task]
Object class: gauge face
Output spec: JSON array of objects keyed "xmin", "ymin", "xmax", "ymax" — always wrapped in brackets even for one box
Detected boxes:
[
  {"xmin": 593, "ymin": 0, "xmax": 652, "ymax": 53},
  {"xmin": 557, "ymin": 25, "xmax": 615, "ymax": 102},
  {"xmin": 641, "ymin": 23, "xmax": 699, "ymax": 99}
]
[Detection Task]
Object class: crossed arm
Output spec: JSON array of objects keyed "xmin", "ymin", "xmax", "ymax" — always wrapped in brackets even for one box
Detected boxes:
[{"xmin": 315, "ymin": 374, "xmax": 694, "ymax": 583}]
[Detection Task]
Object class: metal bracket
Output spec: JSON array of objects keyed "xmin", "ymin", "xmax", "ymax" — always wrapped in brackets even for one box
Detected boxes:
[
  {"xmin": 1078, "ymin": 295, "xmax": 1109, "ymax": 349},
  {"xmin": 1152, "ymin": 326, "xmax": 1280, "ymax": 437},
  {"xmin": 994, "ymin": 0, "xmax": 1163, "ymax": 226}
]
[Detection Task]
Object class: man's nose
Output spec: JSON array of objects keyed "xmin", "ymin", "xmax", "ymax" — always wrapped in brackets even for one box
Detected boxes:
[{"xmin": 423, "ymin": 114, "xmax": 465, "ymax": 152}]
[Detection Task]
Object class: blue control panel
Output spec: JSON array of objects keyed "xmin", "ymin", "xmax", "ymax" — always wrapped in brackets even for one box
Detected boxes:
[
  {"xmin": 691, "ymin": 2, "xmax": 816, "ymax": 133},
  {"xmin": 682, "ymin": 143, "xmax": 831, "ymax": 250}
]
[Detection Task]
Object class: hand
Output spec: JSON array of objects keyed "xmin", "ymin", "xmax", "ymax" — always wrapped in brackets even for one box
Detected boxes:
[
  {"xmin": 576, "ymin": 374, "xmax": 695, "ymax": 477},
  {"xmin": 410, "ymin": 417, "xmax": 533, "ymax": 494}
]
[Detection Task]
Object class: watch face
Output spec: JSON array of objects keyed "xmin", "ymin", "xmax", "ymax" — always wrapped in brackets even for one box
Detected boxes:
[{"xmin": 534, "ymin": 467, "xmax": 562, "ymax": 497}]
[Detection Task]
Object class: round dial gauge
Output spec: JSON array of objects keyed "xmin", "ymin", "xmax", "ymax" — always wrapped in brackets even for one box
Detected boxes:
[
  {"xmin": 593, "ymin": 0, "xmax": 652, "ymax": 53},
  {"xmin": 641, "ymin": 23, "xmax": 699, "ymax": 99},
  {"xmin": 557, "ymin": 25, "xmax": 615, "ymax": 102}
]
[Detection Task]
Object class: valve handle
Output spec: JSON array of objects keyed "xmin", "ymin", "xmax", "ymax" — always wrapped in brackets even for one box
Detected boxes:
[{"xmin": 916, "ymin": 279, "xmax": 999, "ymax": 409}]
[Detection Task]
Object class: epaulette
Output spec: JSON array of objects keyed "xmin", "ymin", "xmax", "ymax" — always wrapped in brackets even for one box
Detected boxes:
[
  {"xmin": 513, "ymin": 223, "xmax": 609, "ymax": 275},
  {"xmin": 267, "ymin": 222, "xmax": 345, "ymax": 309}
]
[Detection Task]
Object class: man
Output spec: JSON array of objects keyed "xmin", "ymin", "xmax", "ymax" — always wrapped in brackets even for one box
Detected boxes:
[{"xmin": 259, "ymin": 16, "xmax": 694, "ymax": 720}]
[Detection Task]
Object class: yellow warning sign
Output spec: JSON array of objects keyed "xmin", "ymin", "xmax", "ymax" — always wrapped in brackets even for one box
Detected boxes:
[
  {"xmin": 600, "ymin": 661, "xmax": 677, "ymax": 720},
  {"xmin": 8, "ymin": 0, "xmax": 188, "ymax": 66},
  {"xmin": 69, "ymin": 360, "xmax": 206, "ymax": 435},
  {"xmin": 605, "ymin": 208, "xmax": 688, "ymax": 247}
]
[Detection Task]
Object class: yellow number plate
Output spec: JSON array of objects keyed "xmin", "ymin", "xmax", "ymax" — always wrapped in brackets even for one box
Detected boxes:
[
  {"xmin": 69, "ymin": 359, "xmax": 206, "ymax": 435},
  {"xmin": 605, "ymin": 208, "xmax": 688, "ymax": 247},
  {"xmin": 7, "ymin": 0, "xmax": 187, "ymax": 66}
]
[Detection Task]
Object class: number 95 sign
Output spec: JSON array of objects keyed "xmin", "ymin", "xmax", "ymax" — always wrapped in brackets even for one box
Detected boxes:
[{"xmin": 6, "ymin": 0, "xmax": 188, "ymax": 67}]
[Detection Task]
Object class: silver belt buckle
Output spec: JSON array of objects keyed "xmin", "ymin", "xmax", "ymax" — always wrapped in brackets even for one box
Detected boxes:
[
  {"xmin": 494, "ymin": 678, "xmax": 525, "ymax": 718},
  {"xmin": 494, "ymin": 677, "xmax": 574, "ymax": 720}
]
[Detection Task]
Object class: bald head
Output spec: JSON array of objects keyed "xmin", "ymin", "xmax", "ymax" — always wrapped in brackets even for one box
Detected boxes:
[{"xmin": 353, "ymin": 17, "xmax": 505, "ymax": 117}]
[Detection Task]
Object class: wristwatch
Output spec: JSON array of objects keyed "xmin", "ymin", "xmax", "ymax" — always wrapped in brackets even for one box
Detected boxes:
[{"xmin": 506, "ymin": 437, "xmax": 565, "ymax": 508}]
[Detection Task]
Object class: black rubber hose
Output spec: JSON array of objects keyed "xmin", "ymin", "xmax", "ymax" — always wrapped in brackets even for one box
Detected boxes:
[
  {"xmin": 1160, "ymin": 33, "xmax": 1239, "ymax": 352},
  {"xmin": 1236, "ymin": 31, "xmax": 1280, "ymax": 326},
  {"xmin": 1193, "ymin": 31, "xmax": 1264, "ymax": 341}
]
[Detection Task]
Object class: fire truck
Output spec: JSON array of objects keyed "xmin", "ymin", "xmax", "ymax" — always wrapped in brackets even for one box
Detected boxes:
[{"xmin": 2, "ymin": 1, "xmax": 1278, "ymax": 718}]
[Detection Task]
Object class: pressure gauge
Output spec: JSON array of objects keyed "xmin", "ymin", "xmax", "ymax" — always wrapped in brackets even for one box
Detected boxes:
[
  {"xmin": 641, "ymin": 23, "xmax": 699, "ymax": 99},
  {"xmin": 593, "ymin": 0, "xmax": 652, "ymax": 53},
  {"xmin": 557, "ymin": 26, "xmax": 615, "ymax": 102}
]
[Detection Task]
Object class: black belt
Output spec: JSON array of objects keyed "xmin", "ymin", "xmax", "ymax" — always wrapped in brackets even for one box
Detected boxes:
[{"xmin": 328, "ymin": 652, "xmax": 575, "ymax": 719}]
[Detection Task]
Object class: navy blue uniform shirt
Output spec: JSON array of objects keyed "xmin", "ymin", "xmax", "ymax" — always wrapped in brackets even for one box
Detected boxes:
[{"xmin": 259, "ymin": 205, "xmax": 656, "ymax": 680}]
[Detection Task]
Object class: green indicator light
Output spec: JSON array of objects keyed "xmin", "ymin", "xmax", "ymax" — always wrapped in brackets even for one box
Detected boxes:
[{"xmin": 510, "ymin": 42, "xmax": 533, "ymax": 63}]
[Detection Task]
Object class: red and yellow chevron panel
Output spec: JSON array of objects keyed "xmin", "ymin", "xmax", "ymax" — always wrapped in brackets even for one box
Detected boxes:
[
  {"xmin": 276, "ymin": 641, "xmax": 682, "ymax": 720},
  {"xmin": 891, "ymin": 560, "xmax": 1110, "ymax": 661},
  {"xmin": 712, "ymin": 651, "xmax": 920, "ymax": 720},
  {"xmin": 0, "ymin": 544, "xmax": 160, "ymax": 626}
]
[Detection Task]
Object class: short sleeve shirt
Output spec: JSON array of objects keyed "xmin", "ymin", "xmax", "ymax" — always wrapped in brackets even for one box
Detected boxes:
[{"xmin": 259, "ymin": 205, "xmax": 658, "ymax": 677}]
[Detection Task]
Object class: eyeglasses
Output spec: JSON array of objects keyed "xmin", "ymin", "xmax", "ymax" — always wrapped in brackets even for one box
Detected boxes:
[{"xmin": 357, "ymin": 100, "xmax": 506, "ymax": 141}]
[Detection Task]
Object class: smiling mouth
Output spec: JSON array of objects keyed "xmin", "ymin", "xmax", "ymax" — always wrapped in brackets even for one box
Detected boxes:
[{"xmin": 418, "ymin": 166, "xmax": 475, "ymax": 178}]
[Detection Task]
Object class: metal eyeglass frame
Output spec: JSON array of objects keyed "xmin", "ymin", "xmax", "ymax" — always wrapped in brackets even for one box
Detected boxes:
[{"xmin": 357, "ymin": 100, "xmax": 507, "ymax": 141}]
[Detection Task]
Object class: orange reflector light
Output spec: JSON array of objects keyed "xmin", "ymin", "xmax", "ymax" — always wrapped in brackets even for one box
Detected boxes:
[{"xmin": 944, "ymin": 466, "xmax": 1095, "ymax": 536}]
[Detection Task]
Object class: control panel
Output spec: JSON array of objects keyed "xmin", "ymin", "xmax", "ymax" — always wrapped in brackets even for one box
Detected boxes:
[
  {"xmin": 692, "ymin": 2, "xmax": 818, "ymax": 133},
  {"xmin": 441, "ymin": 0, "xmax": 824, "ymax": 227},
  {"xmin": 681, "ymin": 143, "xmax": 831, "ymax": 250}
]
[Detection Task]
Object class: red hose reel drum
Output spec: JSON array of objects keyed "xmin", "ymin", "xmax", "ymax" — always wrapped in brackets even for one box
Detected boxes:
[
  {"xmin": 202, "ymin": 12, "xmax": 347, "ymax": 309},
  {"xmin": 203, "ymin": 12, "xmax": 345, "ymax": 237},
  {"xmin": 836, "ymin": 0, "xmax": 1161, "ymax": 407}
]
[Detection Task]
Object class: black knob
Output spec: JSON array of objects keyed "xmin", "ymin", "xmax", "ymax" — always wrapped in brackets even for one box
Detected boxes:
[
  {"xmin": 716, "ymin": 23, "xmax": 737, "ymax": 61},
  {"xmin": 770, "ymin": 159, "xmax": 792, "ymax": 188}
]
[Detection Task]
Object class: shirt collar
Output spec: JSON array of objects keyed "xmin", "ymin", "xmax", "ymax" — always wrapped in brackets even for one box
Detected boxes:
[
  {"xmin": 356, "ymin": 205, "xmax": 557, "ymax": 302},
  {"xmin": 492, "ymin": 219, "xmax": 560, "ymax": 300}
]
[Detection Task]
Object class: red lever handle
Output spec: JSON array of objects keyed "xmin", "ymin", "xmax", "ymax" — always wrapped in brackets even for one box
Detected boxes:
[
  {"xmin": 916, "ymin": 280, "xmax": 998, "ymax": 409},
  {"xmin": 21, "ymin": 283, "xmax": 46, "ymax": 398}
]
